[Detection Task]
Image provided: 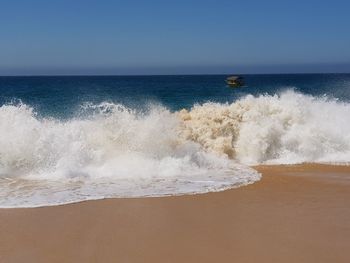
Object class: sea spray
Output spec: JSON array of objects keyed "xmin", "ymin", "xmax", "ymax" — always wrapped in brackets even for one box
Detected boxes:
[
  {"xmin": 1, "ymin": 90, "xmax": 350, "ymax": 207},
  {"xmin": 0, "ymin": 101, "xmax": 260, "ymax": 207},
  {"xmin": 179, "ymin": 90, "xmax": 350, "ymax": 164}
]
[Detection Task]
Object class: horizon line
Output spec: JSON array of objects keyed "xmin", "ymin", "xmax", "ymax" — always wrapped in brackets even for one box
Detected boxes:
[{"xmin": 1, "ymin": 72, "xmax": 350, "ymax": 77}]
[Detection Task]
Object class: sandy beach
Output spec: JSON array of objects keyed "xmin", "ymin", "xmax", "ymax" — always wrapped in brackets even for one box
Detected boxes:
[{"xmin": 0, "ymin": 164, "xmax": 350, "ymax": 263}]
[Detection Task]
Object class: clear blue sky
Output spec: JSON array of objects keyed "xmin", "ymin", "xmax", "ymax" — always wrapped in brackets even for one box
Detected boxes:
[{"xmin": 1, "ymin": 0, "xmax": 350, "ymax": 75}]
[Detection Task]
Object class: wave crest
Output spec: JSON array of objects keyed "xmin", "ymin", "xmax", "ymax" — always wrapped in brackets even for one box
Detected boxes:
[
  {"xmin": 0, "ymin": 101, "xmax": 259, "ymax": 207},
  {"xmin": 179, "ymin": 90, "xmax": 350, "ymax": 164},
  {"xmin": 1, "ymin": 89, "xmax": 350, "ymax": 207}
]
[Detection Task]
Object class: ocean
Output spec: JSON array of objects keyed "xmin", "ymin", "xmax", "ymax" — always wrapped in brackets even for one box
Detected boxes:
[{"xmin": 1, "ymin": 74, "xmax": 350, "ymax": 207}]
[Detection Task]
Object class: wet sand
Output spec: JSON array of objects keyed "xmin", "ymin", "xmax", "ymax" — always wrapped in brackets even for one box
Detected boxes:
[{"xmin": 1, "ymin": 164, "xmax": 350, "ymax": 263}]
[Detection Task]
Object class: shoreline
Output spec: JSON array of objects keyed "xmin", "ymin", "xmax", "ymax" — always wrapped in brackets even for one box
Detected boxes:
[
  {"xmin": 2, "ymin": 163, "xmax": 347, "ymax": 210},
  {"xmin": 1, "ymin": 164, "xmax": 350, "ymax": 262}
]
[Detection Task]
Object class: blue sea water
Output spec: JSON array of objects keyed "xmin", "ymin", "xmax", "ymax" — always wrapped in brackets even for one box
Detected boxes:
[
  {"xmin": 1, "ymin": 74, "xmax": 349, "ymax": 118},
  {"xmin": 1, "ymin": 74, "xmax": 350, "ymax": 207}
]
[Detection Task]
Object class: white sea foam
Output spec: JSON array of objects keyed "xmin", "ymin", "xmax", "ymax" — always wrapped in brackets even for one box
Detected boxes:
[
  {"xmin": 0, "ymin": 102, "xmax": 259, "ymax": 207},
  {"xmin": 179, "ymin": 90, "xmax": 350, "ymax": 164},
  {"xmin": 1, "ymin": 89, "xmax": 350, "ymax": 207}
]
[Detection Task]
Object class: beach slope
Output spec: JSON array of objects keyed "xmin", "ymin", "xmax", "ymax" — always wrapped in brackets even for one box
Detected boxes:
[{"xmin": 1, "ymin": 164, "xmax": 350, "ymax": 263}]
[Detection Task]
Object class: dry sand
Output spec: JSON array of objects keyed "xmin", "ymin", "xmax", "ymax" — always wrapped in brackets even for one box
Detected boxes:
[{"xmin": 1, "ymin": 164, "xmax": 350, "ymax": 263}]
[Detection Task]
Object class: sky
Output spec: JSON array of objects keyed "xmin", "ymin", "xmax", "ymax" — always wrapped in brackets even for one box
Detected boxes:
[{"xmin": 0, "ymin": 0, "xmax": 350, "ymax": 75}]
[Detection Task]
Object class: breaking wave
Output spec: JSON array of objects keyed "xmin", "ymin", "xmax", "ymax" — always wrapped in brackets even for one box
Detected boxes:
[
  {"xmin": 179, "ymin": 90, "xmax": 350, "ymax": 164},
  {"xmin": 0, "ymin": 101, "xmax": 259, "ymax": 207},
  {"xmin": 1, "ymin": 89, "xmax": 349, "ymax": 207}
]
